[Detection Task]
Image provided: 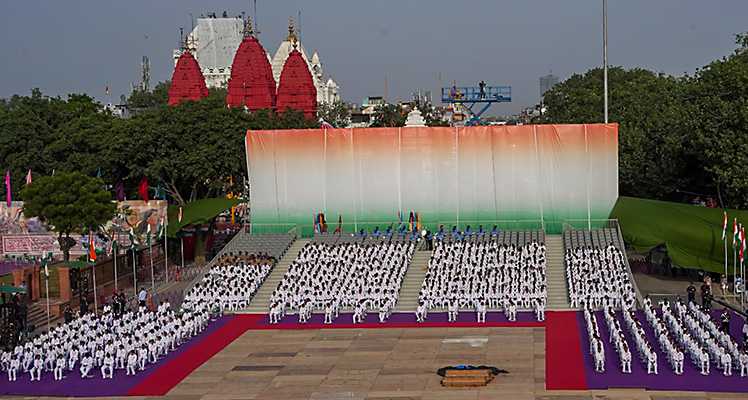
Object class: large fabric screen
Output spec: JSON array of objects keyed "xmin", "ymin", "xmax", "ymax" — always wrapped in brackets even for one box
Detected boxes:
[{"xmin": 246, "ymin": 124, "xmax": 618, "ymax": 235}]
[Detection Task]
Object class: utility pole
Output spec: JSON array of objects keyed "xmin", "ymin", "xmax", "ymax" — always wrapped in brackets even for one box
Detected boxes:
[{"xmin": 603, "ymin": 0, "xmax": 609, "ymax": 123}]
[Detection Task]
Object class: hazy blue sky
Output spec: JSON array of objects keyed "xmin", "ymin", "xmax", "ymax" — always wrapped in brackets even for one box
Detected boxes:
[{"xmin": 1, "ymin": 0, "xmax": 746, "ymax": 114}]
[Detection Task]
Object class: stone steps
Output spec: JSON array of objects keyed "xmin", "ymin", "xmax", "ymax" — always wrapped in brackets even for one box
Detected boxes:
[
  {"xmin": 235, "ymin": 239, "xmax": 310, "ymax": 314},
  {"xmin": 545, "ymin": 234, "xmax": 571, "ymax": 310}
]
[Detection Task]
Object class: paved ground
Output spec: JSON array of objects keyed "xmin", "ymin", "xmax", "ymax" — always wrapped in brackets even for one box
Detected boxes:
[{"xmin": 6, "ymin": 326, "xmax": 748, "ymax": 400}]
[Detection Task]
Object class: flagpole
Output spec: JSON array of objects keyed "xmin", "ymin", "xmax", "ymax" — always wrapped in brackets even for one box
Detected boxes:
[
  {"xmin": 92, "ymin": 261, "xmax": 98, "ymax": 314},
  {"xmin": 113, "ymin": 241, "xmax": 118, "ymax": 292},
  {"xmin": 132, "ymin": 247, "xmax": 137, "ymax": 301},
  {"xmin": 149, "ymin": 236, "xmax": 155, "ymax": 292},
  {"xmin": 164, "ymin": 216, "xmax": 169, "ymax": 284},
  {"xmin": 180, "ymin": 235, "xmax": 185, "ymax": 275}
]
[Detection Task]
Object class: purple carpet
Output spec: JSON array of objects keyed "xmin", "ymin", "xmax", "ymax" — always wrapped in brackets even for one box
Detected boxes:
[
  {"xmin": 259, "ymin": 310, "xmax": 541, "ymax": 327},
  {"xmin": 578, "ymin": 309, "xmax": 748, "ymax": 392},
  {"xmin": 0, "ymin": 316, "xmax": 231, "ymax": 397}
]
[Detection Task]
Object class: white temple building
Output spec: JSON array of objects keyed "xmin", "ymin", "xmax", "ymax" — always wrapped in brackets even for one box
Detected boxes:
[
  {"xmin": 172, "ymin": 16, "xmax": 244, "ymax": 88},
  {"xmin": 173, "ymin": 16, "xmax": 340, "ymax": 104}
]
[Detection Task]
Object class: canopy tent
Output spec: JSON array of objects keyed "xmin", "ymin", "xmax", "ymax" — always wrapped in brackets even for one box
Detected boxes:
[
  {"xmin": 167, "ymin": 198, "xmax": 241, "ymax": 237},
  {"xmin": 0, "ymin": 284, "xmax": 26, "ymax": 294},
  {"xmin": 612, "ymin": 196, "xmax": 748, "ymax": 273}
]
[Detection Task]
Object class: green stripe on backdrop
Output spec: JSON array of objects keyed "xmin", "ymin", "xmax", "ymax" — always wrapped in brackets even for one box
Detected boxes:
[{"xmin": 612, "ymin": 196, "xmax": 748, "ymax": 273}]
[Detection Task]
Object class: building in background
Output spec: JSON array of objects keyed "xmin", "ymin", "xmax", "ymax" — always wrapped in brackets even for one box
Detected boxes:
[
  {"xmin": 539, "ymin": 73, "xmax": 559, "ymax": 99},
  {"xmin": 173, "ymin": 15, "xmax": 340, "ymax": 104},
  {"xmin": 173, "ymin": 15, "xmax": 244, "ymax": 88}
]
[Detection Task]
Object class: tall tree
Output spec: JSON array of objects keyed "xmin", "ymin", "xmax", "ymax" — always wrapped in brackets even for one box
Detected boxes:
[
  {"xmin": 688, "ymin": 33, "xmax": 748, "ymax": 207},
  {"xmin": 21, "ymin": 172, "xmax": 117, "ymax": 261},
  {"xmin": 317, "ymin": 100, "xmax": 351, "ymax": 127},
  {"xmin": 370, "ymin": 104, "xmax": 406, "ymax": 127},
  {"xmin": 541, "ymin": 67, "xmax": 699, "ymax": 201}
]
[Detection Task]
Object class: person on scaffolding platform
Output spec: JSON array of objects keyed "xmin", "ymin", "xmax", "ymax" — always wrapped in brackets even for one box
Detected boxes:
[{"xmin": 478, "ymin": 80, "xmax": 486, "ymax": 99}]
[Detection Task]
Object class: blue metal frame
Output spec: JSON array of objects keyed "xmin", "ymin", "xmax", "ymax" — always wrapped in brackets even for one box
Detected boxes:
[{"xmin": 441, "ymin": 86, "xmax": 511, "ymax": 125}]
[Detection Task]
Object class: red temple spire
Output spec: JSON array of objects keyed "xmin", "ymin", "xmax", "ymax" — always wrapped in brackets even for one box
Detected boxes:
[
  {"xmin": 275, "ymin": 46, "xmax": 317, "ymax": 119},
  {"xmin": 226, "ymin": 18, "xmax": 276, "ymax": 110},
  {"xmin": 167, "ymin": 50, "xmax": 209, "ymax": 106}
]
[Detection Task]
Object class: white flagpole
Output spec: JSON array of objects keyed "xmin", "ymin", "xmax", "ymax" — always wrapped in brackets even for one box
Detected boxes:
[
  {"xmin": 132, "ymin": 247, "xmax": 137, "ymax": 299},
  {"xmin": 180, "ymin": 236, "xmax": 185, "ymax": 274},
  {"xmin": 44, "ymin": 259, "xmax": 50, "ymax": 331},
  {"xmin": 92, "ymin": 262, "xmax": 98, "ymax": 314},
  {"xmin": 113, "ymin": 242, "xmax": 118, "ymax": 292},
  {"xmin": 149, "ymin": 236, "xmax": 155, "ymax": 292},
  {"xmin": 164, "ymin": 216, "xmax": 169, "ymax": 284}
]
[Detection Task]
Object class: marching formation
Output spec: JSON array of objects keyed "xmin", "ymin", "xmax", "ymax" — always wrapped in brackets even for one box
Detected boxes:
[
  {"xmin": 268, "ymin": 240, "xmax": 415, "ymax": 324},
  {"xmin": 416, "ymin": 239, "xmax": 547, "ymax": 322},
  {"xmin": 1, "ymin": 301, "xmax": 209, "ymax": 382}
]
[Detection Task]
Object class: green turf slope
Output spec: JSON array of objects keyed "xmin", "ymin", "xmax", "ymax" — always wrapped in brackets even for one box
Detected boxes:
[{"xmin": 611, "ymin": 196, "xmax": 748, "ymax": 273}]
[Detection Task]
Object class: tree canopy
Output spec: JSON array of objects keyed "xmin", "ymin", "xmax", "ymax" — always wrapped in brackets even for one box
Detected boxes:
[
  {"xmin": 541, "ymin": 32, "xmax": 748, "ymax": 208},
  {"xmin": 0, "ymin": 86, "xmax": 318, "ymax": 206},
  {"xmin": 21, "ymin": 172, "xmax": 117, "ymax": 261}
]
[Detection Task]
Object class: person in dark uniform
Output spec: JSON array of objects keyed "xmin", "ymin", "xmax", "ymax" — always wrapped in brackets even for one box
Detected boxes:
[
  {"xmin": 701, "ymin": 281, "xmax": 712, "ymax": 311},
  {"xmin": 63, "ymin": 305, "xmax": 74, "ymax": 324},
  {"xmin": 720, "ymin": 309, "xmax": 731, "ymax": 333},
  {"xmin": 687, "ymin": 282, "xmax": 697, "ymax": 303}
]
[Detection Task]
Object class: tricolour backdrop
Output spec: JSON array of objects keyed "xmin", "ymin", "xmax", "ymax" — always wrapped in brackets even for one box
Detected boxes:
[{"xmin": 246, "ymin": 124, "xmax": 618, "ymax": 235}]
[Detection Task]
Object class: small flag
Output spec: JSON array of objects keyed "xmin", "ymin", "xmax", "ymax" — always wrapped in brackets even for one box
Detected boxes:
[
  {"xmin": 230, "ymin": 205, "xmax": 236, "ymax": 225},
  {"xmin": 146, "ymin": 223, "xmax": 152, "ymax": 247},
  {"xmin": 138, "ymin": 177, "xmax": 149, "ymax": 202},
  {"xmin": 157, "ymin": 217, "xmax": 165, "ymax": 239},
  {"xmin": 88, "ymin": 232, "xmax": 97, "ymax": 263},
  {"xmin": 722, "ymin": 211, "xmax": 728, "ymax": 241},
  {"xmin": 177, "ymin": 206, "xmax": 183, "ymax": 223},
  {"xmin": 741, "ymin": 225, "xmax": 746, "ymax": 264},
  {"xmin": 105, "ymin": 85, "xmax": 110, "ymax": 96},
  {"xmin": 320, "ymin": 119, "xmax": 334, "ymax": 129},
  {"xmin": 110, "ymin": 237, "xmax": 118, "ymax": 255},
  {"xmin": 25, "ymin": 169, "xmax": 32, "ymax": 186},
  {"xmin": 128, "ymin": 227, "xmax": 137, "ymax": 250},
  {"xmin": 734, "ymin": 218, "xmax": 739, "ymax": 247},
  {"xmin": 4, "ymin": 170, "xmax": 11, "ymax": 207}
]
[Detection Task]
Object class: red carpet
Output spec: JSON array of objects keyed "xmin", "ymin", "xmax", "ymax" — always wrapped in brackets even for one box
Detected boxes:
[
  {"xmin": 128, "ymin": 315, "xmax": 263, "ymax": 396},
  {"xmin": 545, "ymin": 311, "xmax": 587, "ymax": 390}
]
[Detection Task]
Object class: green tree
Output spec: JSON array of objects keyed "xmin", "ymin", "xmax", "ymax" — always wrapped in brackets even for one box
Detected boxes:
[
  {"xmin": 127, "ymin": 81, "xmax": 170, "ymax": 110},
  {"xmin": 541, "ymin": 67, "xmax": 698, "ymax": 201},
  {"xmin": 21, "ymin": 172, "xmax": 117, "ymax": 261},
  {"xmin": 317, "ymin": 100, "xmax": 351, "ymax": 127},
  {"xmin": 370, "ymin": 104, "xmax": 406, "ymax": 127},
  {"xmin": 688, "ymin": 33, "xmax": 748, "ymax": 207}
]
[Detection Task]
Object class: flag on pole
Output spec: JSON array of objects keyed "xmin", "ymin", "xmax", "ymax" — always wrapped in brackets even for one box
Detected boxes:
[
  {"xmin": 88, "ymin": 232, "xmax": 97, "ymax": 263},
  {"xmin": 110, "ymin": 237, "xmax": 118, "ymax": 256},
  {"xmin": 105, "ymin": 85, "xmax": 110, "ymax": 96},
  {"xmin": 741, "ymin": 225, "xmax": 746, "ymax": 264},
  {"xmin": 734, "ymin": 218, "xmax": 739, "ymax": 247},
  {"xmin": 722, "ymin": 211, "xmax": 728, "ymax": 240},
  {"xmin": 146, "ymin": 223, "xmax": 152, "ymax": 247},
  {"xmin": 138, "ymin": 177, "xmax": 149, "ymax": 202},
  {"xmin": 335, "ymin": 214, "xmax": 342, "ymax": 233},
  {"xmin": 157, "ymin": 217, "xmax": 165, "ymax": 239},
  {"xmin": 128, "ymin": 227, "xmax": 138, "ymax": 250},
  {"xmin": 25, "ymin": 169, "xmax": 32, "ymax": 186},
  {"xmin": 4, "ymin": 170, "xmax": 11, "ymax": 207}
]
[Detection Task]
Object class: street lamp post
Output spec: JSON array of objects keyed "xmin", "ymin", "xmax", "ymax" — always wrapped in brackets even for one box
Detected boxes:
[{"xmin": 603, "ymin": 0, "xmax": 609, "ymax": 123}]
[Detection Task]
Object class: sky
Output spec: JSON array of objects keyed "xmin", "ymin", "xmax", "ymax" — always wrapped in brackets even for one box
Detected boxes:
[{"xmin": 1, "ymin": 0, "xmax": 746, "ymax": 115}]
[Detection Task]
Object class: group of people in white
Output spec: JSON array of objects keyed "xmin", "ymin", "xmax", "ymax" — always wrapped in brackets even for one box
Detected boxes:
[
  {"xmin": 268, "ymin": 240, "xmax": 415, "ymax": 324},
  {"xmin": 1, "ymin": 252, "xmax": 276, "ymax": 383},
  {"xmin": 182, "ymin": 254, "xmax": 273, "ymax": 313},
  {"xmin": 567, "ymin": 245, "xmax": 636, "ymax": 310},
  {"xmin": 416, "ymin": 240, "xmax": 547, "ymax": 323},
  {"xmin": 1, "ymin": 301, "xmax": 209, "ymax": 382},
  {"xmin": 582, "ymin": 291, "xmax": 748, "ymax": 377}
]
